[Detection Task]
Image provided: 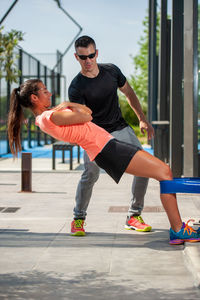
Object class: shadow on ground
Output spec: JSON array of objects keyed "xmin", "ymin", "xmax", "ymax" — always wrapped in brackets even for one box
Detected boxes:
[
  {"xmin": 0, "ymin": 229, "xmax": 184, "ymax": 251},
  {"xmin": 0, "ymin": 270, "xmax": 199, "ymax": 300}
]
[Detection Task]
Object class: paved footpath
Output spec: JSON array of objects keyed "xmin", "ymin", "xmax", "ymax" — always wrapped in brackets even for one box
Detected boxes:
[{"xmin": 0, "ymin": 157, "xmax": 200, "ymax": 299}]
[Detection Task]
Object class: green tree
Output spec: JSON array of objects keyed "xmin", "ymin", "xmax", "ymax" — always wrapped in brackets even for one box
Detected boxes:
[
  {"xmin": 118, "ymin": 15, "xmax": 149, "ymax": 127},
  {"xmin": 0, "ymin": 26, "xmax": 24, "ymax": 83},
  {"xmin": 119, "ymin": 12, "xmax": 160, "ymax": 127},
  {"xmin": 128, "ymin": 15, "xmax": 149, "ymax": 112}
]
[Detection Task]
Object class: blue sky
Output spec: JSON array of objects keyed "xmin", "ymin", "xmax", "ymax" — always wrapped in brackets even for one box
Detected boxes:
[{"xmin": 1, "ymin": 0, "xmax": 149, "ymax": 92}]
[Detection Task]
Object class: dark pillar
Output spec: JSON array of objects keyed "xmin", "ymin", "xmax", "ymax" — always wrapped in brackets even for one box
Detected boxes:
[
  {"xmin": 21, "ymin": 153, "xmax": 32, "ymax": 192},
  {"xmin": 148, "ymin": 0, "xmax": 157, "ymax": 124},
  {"xmin": 6, "ymin": 80, "xmax": 11, "ymax": 153},
  {"xmin": 170, "ymin": 0, "xmax": 184, "ymax": 176},
  {"xmin": 157, "ymin": 0, "xmax": 168, "ymax": 121},
  {"xmin": 153, "ymin": 0, "xmax": 170, "ymax": 163}
]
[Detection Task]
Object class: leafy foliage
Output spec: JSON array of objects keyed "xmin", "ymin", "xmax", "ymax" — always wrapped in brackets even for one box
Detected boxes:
[
  {"xmin": 0, "ymin": 26, "xmax": 24, "ymax": 83},
  {"xmin": 119, "ymin": 92, "xmax": 147, "ymax": 126},
  {"xmin": 119, "ymin": 12, "xmax": 160, "ymax": 127},
  {"xmin": 128, "ymin": 15, "xmax": 149, "ymax": 109},
  {"xmin": 118, "ymin": 15, "xmax": 149, "ymax": 126}
]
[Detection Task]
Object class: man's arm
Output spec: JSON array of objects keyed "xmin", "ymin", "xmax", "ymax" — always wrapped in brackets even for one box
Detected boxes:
[
  {"xmin": 68, "ymin": 81, "xmax": 85, "ymax": 105},
  {"xmin": 119, "ymin": 81, "xmax": 154, "ymax": 140}
]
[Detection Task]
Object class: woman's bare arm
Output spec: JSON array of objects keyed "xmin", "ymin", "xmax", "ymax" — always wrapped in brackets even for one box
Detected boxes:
[
  {"xmin": 50, "ymin": 109, "xmax": 93, "ymax": 126},
  {"xmin": 53, "ymin": 102, "xmax": 92, "ymax": 115}
]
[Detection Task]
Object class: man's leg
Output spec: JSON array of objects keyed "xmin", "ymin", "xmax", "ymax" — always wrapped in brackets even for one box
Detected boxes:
[
  {"xmin": 73, "ymin": 150, "xmax": 100, "ymax": 219},
  {"xmin": 111, "ymin": 126, "xmax": 151, "ymax": 231},
  {"xmin": 128, "ymin": 176, "xmax": 148, "ymax": 216},
  {"xmin": 71, "ymin": 151, "xmax": 100, "ymax": 236}
]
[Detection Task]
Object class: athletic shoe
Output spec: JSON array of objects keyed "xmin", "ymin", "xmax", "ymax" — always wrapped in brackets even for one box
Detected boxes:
[
  {"xmin": 125, "ymin": 216, "xmax": 152, "ymax": 232},
  {"xmin": 169, "ymin": 219, "xmax": 200, "ymax": 245},
  {"xmin": 70, "ymin": 219, "xmax": 85, "ymax": 236}
]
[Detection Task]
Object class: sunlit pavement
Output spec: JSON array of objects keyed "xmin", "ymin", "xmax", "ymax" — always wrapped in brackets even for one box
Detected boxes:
[{"xmin": 0, "ymin": 156, "xmax": 200, "ymax": 299}]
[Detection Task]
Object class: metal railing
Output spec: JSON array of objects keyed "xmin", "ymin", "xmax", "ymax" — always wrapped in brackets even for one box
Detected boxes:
[{"xmin": 0, "ymin": 47, "xmax": 61, "ymax": 156}]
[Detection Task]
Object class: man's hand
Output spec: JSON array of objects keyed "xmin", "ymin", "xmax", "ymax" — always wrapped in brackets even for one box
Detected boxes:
[
  {"xmin": 68, "ymin": 103, "xmax": 92, "ymax": 115},
  {"xmin": 53, "ymin": 102, "xmax": 92, "ymax": 115},
  {"xmin": 53, "ymin": 102, "xmax": 71, "ymax": 111},
  {"xmin": 139, "ymin": 120, "xmax": 155, "ymax": 140}
]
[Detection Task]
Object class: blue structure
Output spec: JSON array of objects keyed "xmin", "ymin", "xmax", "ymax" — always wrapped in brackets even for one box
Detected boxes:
[{"xmin": 160, "ymin": 177, "xmax": 200, "ymax": 194}]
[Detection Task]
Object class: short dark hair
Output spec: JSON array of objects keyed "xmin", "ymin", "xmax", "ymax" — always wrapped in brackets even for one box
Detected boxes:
[{"xmin": 75, "ymin": 35, "xmax": 96, "ymax": 51}]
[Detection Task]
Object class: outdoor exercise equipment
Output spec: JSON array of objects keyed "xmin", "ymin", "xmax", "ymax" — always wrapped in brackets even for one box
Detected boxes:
[
  {"xmin": 160, "ymin": 177, "xmax": 200, "ymax": 194},
  {"xmin": 160, "ymin": 177, "xmax": 200, "ymax": 226}
]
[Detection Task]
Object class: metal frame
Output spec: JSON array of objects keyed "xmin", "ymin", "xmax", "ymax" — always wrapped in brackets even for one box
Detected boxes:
[
  {"xmin": 183, "ymin": 0, "xmax": 198, "ymax": 176},
  {"xmin": 148, "ymin": 0, "xmax": 158, "ymax": 124},
  {"xmin": 53, "ymin": 0, "xmax": 83, "ymax": 71},
  {"xmin": 0, "ymin": 0, "xmax": 19, "ymax": 25},
  {"xmin": 169, "ymin": 0, "xmax": 184, "ymax": 176},
  {"xmin": 152, "ymin": 0, "xmax": 171, "ymax": 163},
  {"xmin": 157, "ymin": 0, "xmax": 168, "ymax": 121},
  {"xmin": 148, "ymin": 0, "xmax": 199, "ymax": 176}
]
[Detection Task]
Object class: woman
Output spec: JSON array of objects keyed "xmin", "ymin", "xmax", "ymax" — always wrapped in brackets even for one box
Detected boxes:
[{"xmin": 7, "ymin": 79, "xmax": 200, "ymax": 245}]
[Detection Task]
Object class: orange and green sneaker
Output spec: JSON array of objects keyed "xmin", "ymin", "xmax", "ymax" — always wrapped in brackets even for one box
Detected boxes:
[
  {"xmin": 169, "ymin": 219, "xmax": 200, "ymax": 245},
  {"xmin": 70, "ymin": 219, "xmax": 85, "ymax": 236},
  {"xmin": 125, "ymin": 216, "xmax": 152, "ymax": 232}
]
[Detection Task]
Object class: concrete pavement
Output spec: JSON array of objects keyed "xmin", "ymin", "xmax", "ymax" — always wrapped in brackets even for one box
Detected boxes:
[{"xmin": 0, "ymin": 156, "xmax": 200, "ymax": 299}]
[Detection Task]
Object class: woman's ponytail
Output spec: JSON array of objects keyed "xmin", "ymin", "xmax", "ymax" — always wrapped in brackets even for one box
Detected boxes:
[
  {"xmin": 7, "ymin": 88, "xmax": 24, "ymax": 156},
  {"xmin": 7, "ymin": 79, "xmax": 42, "ymax": 156}
]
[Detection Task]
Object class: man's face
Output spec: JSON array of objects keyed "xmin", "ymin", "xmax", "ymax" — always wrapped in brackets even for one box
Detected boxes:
[{"xmin": 75, "ymin": 44, "xmax": 98, "ymax": 73}]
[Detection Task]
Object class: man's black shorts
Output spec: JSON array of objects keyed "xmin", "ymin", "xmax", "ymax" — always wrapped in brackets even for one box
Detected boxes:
[{"xmin": 94, "ymin": 138, "xmax": 140, "ymax": 183}]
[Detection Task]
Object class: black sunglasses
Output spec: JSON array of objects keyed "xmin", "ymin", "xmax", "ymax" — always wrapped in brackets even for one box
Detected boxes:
[{"xmin": 76, "ymin": 51, "xmax": 96, "ymax": 60}]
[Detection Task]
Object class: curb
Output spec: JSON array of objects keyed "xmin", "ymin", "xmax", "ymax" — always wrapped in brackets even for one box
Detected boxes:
[{"xmin": 183, "ymin": 243, "xmax": 200, "ymax": 288}]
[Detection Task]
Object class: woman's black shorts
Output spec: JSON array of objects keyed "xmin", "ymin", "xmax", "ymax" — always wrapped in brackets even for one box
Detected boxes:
[{"xmin": 94, "ymin": 138, "xmax": 140, "ymax": 184}]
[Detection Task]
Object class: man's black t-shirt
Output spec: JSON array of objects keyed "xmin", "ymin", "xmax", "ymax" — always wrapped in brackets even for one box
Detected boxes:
[{"xmin": 68, "ymin": 63, "xmax": 128, "ymax": 133}]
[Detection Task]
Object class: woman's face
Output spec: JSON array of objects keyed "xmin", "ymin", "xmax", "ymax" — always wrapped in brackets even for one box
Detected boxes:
[{"xmin": 35, "ymin": 82, "xmax": 52, "ymax": 109}]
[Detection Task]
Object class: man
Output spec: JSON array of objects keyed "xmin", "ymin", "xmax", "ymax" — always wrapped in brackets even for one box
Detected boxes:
[{"xmin": 68, "ymin": 35, "xmax": 154, "ymax": 236}]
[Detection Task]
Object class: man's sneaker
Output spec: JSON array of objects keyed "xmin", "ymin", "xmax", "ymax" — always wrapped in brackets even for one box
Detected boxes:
[
  {"xmin": 125, "ymin": 216, "xmax": 152, "ymax": 232},
  {"xmin": 170, "ymin": 219, "xmax": 200, "ymax": 245},
  {"xmin": 70, "ymin": 219, "xmax": 85, "ymax": 236}
]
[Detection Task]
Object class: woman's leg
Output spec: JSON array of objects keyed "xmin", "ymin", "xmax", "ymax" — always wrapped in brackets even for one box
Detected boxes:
[{"xmin": 125, "ymin": 150, "xmax": 182, "ymax": 232}]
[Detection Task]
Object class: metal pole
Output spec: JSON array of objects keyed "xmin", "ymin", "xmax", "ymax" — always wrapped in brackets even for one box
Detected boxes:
[
  {"xmin": 52, "ymin": 1, "xmax": 83, "ymax": 71},
  {"xmin": 170, "ymin": 0, "xmax": 184, "ymax": 176},
  {"xmin": 157, "ymin": 0, "xmax": 168, "ymax": 121},
  {"xmin": 53, "ymin": 29, "xmax": 82, "ymax": 71},
  {"xmin": 148, "ymin": 0, "xmax": 157, "ymax": 124},
  {"xmin": 183, "ymin": 0, "xmax": 198, "ymax": 176},
  {"xmin": 6, "ymin": 81, "xmax": 11, "ymax": 153},
  {"xmin": 21, "ymin": 153, "xmax": 32, "ymax": 192},
  {"xmin": 37, "ymin": 61, "xmax": 41, "ymax": 146},
  {"xmin": 0, "ymin": 0, "xmax": 19, "ymax": 25}
]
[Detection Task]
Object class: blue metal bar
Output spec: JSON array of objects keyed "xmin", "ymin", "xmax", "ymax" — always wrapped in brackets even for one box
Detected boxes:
[{"xmin": 160, "ymin": 178, "xmax": 200, "ymax": 194}]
